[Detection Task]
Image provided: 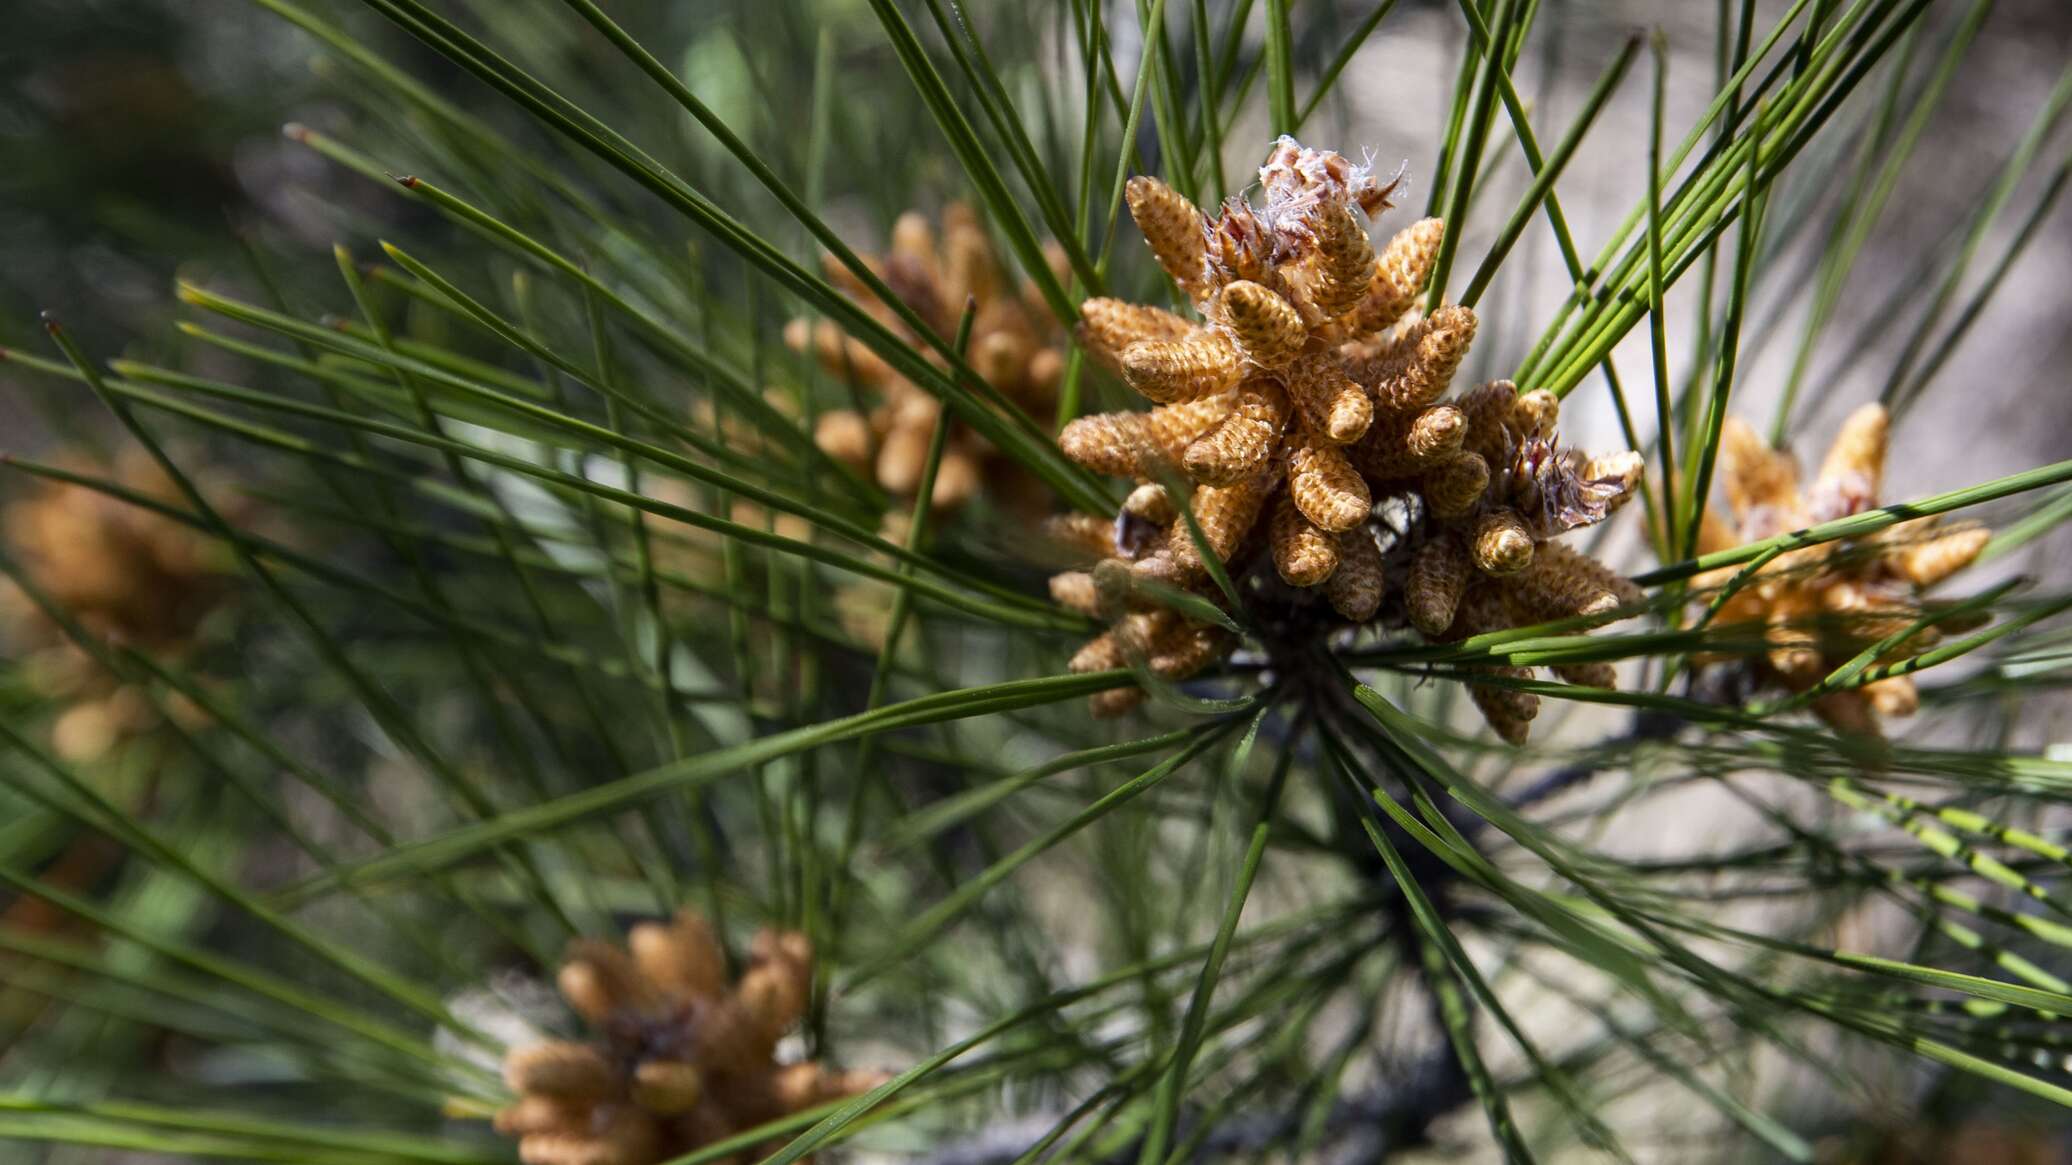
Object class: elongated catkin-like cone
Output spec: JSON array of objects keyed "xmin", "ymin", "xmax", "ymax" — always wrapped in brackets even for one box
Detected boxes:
[
  {"xmin": 1309, "ymin": 203, "xmax": 1377, "ymax": 322},
  {"xmin": 1270, "ymin": 492, "xmax": 1340, "ymax": 586},
  {"xmin": 1352, "ymin": 404, "xmax": 1465, "ymax": 480},
  {"xmin": 1408, "ymin": 536, "xmax": 1470, "ymax": 636},
  {"xmin": 1287, "ymin": 433, "xmax": 1372, "ymax": 532},
  {"xmin": 1070, "ymin": 628, "xmax": 1127, "ymax": 673},
  {"xmin": 1865, "ymin": 674, "xmax": 1919, "ymax": 718},
  {"xmin": 1468, "ymin": 666, "xmax": 1539, "ymax": 745},
  {"xmin": 1326, "ymin": 528, "xmax": 1385, "ymax": 621},
  {"xmin": 770, "ymin": 1063, "xmax": 894, "ymax": 1113},
  {"xmin": 1148, "ymin": 618, "xmax": 1234, "ymax": 679},
  {"xmin": 1469, "ymin": 508, "xmax": 1535, "ymax": 576},
  {"xmin": 1142, "ymin": 396, "xmax": 1240, "ymax": 463},
  {"xmin": 1449, "ymin": 586, "xmax": 1510, "ymax": 638},
  {"xmin": 1347, "ymin": 414, "xmax": 1411, "ymax": 481},
  {"xmin": 737, "ymin": 965, "xmax": 810, "ymax": 1044},
  {"xmin": 1342, "ymin": 216, "xmax": 1445, "ymax": 338},
  {"xmin": 506, "ymin": 1043, "xmax": 616, "ymax": 1100},
  {"xmin": 1090, "ymin": 686, "xmax": 1149, "ymax": 719},
  {"xmin": 1165, "ymin": 473, "xmax": 1274, "ymax": 574},
  {"xmin": 1282, "ymin": 348, "xmax": 1374, "ymax": 443},
  {"xmin": 890, "ymin": 211, "xmax": 939, "ymax": 275},
  {"xmin": 1424, "ymin": 452, "xmax": 1490, "ymax": 519},
  {"xmin": 1216, "ymin": 280, "xmax": 1306, "ymax": 368},
  {"xmin": 1719, "ymin": 418, "xmax": 1800, "ymax": 529},
  {"xmin": 1554, "ymin": 661, "xmax": 1618, "ymax": 689},
  {"xmin": 558, "ymin": 941, "xmax": 642, "ymax": 1022},
  {"xmin": 1126, "ymin": 175, "xmax": 1209, "ymax": 299},
  {"xmin": 1892, "ymin": 523, "xmax": 1989, "ymax": 588},
  {"xmin": 1339, "ymin": 315, "xmax": 1418, "ymax": 384},
  {"xmin": 516, "ymin": 1122, "xmax": 658, "ymax": 1165},
  {"xmin": 1184, "ymin": 378, "xmax": 1288, "ymax": 485},
  {"xmin": 1115, "ymin": 610, "xmax": 1179, "ymax": 659},
  {"xmin": 1042, "ymin": 513, "xmax": 1117, "ymax": 560},
  {"xmin": 1121, "ymin": 333, "xmax": 1243, "ymax": 403},
  {"xmin": 789, "ymin": 317, "xmax": 897, "ymax": 387},
  {"xmin": 973, "ymin": 329, "xmax": 1033, "ymax": 392},
  {"xmin": 874, "ymin": 419, "xmax": 934, "ymax": 496},
  {"xmin": 938, "ymin": 202, "xmax": 995, "ymax": 304},
  {"xmin": 1458, "ymin": 379, "xmax": 1520, "ymax": 466},
  {"xmin": 1078, "ymin": 299, "xmax": 1196, "ymax": 371},
  {"xmin": 1510, "ymin": 389, "xmax": 1560, "ymax": 440},
  {"xmin": 1408, "ymin": 405, "xmax": 1469, "ymax": 462},
  {"xmin": 629, "ymin": 911, "xmax": 727, "ymax": 1001},
  {"xmin": 1812, "ymin": 689, "xmax": 1879, "ymax": 736},
  {"xmin": 1059, "ymin": 394, "xmax": 1233, "ymax": 475},
  {"xmin": 1764, "ymin": 588, "xmax": 1824, "ymax": 686},
  {"xmin": 1091, "ymin": 559, "xmax": 1135, "ymax": 617},
  {"xmin": 494, "ymin": 1096, "xmax": 586, "ymax": 1137},
  {"xmin": 1123, "ymin": 483, "xmax": 1176, "ymax": 524},
  {"xmin": 1818, "ymin": 578, "xmax": 1916, "ymax": 643},
  {"xmin": 1056, "ymin": 413, "xmax": 1147, "ymax": 476},
  {"xmin": 630, "ymin": 1061, "xmax": 704, "ymax": 1115},
  {"xmin": 1505, "ymin": 541, "xmax": 1644, "ymax": 624},
  {"xmin": 814, "ymin": 410, "xmax": 872, "ymax": 471},
  {"xmin": 1811, "ymin": 402, "xmax": 1888, "ymax": 517},
  {"xmin": 930, "ymin": 444, "xmax": 981, "ymax": 511},
  {"xmin": 1367, "ymin": 304, "xmax": 1476, "ymax": 410},
  {"xmin": 1050, "ymin": 571, "xmax": 1100, "ymax": 615}
]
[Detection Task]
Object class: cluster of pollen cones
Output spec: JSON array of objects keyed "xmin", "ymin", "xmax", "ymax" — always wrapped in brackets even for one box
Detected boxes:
[
  {"xmin": 1, "ymin": 447, "xmax": 232, "ymax": 761},
  {"xmin": 1046, "ymin": 138, "xmax": 1645, "ymax": 739},
  {"xmin": 1693, "ymin": 404, "xmax": 1990, "ymax": 736},
  {"xmin": 787, "ymin": 202, "xmax": 1066, "ymax": 517},
  {"xmin": 496, "ymin": 910, "xmax": 886, "ymax": 1165}
]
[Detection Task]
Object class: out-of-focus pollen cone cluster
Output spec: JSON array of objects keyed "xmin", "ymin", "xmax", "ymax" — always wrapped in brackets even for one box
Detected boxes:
[
  {"xmin": 1693, "ymin": 403, "xmax": 1991, "ymax": 736},
  {"xmin": 787, "ymin": 202, "xmax": 1066, "ymax": 519},
  {"xmin": 1046, "ymin": 138, "xmax": 1645, "ymax": 739},
  {"xmin": 495, "ymin": 909, "xmax": 887, "ymax": 1165},
  {"xmin": 1, "ymin": 446, "xmax": 236, "ymax": 761}
]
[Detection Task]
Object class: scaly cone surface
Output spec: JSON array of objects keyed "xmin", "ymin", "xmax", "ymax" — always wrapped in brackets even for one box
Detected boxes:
[
  {"xmin": 495, "ymin": 909, "xmax": 887, "ymax": 1165},
  {"xmin": 1692, "ymin": 403, "xmax": 1990, "ymax": 736},
  {"xmin": 787, "ymin": 202, "xmax": 1065, "ymax": 516},
  {"xmin": 1051, "ymin": 139, "xmax": 1645, "ymax": 740}
]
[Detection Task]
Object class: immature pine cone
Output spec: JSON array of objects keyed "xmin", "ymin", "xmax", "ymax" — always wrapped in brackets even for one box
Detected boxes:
[
  {"xmin": 1691, "ymin": 404, "xmax": 1989, "ymax": 736},
  {"xmin": 496, "ymin": 910, "xmax": 888, "ymax": 1165},
  {"xmin": 788, "ymin": 202, "xmax": 1065, "ymax": 515},
  {"xmin": 1052, "ymin": 138, "xmax": 1645, "ymax": 737}
]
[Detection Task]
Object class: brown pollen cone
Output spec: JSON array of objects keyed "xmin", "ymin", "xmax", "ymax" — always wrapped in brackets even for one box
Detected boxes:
[
  {"xmin": 2, "ymin": 445, "xmax": 242, "ymax": 761},
  {"xmin": 787, "ymin": 202, "xmax": 1067, "ymax": 516},
  {"xmin": 495, "ymin": 909, "xmax": 889, "ymax": 1165},
  {"xmin": 1048, "ymin": 138, "xmax": 1646, "ymax": 736},
  {"xmin": 1690, "ymin": 404, "xmax": 1989, "ymax": 737}
]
